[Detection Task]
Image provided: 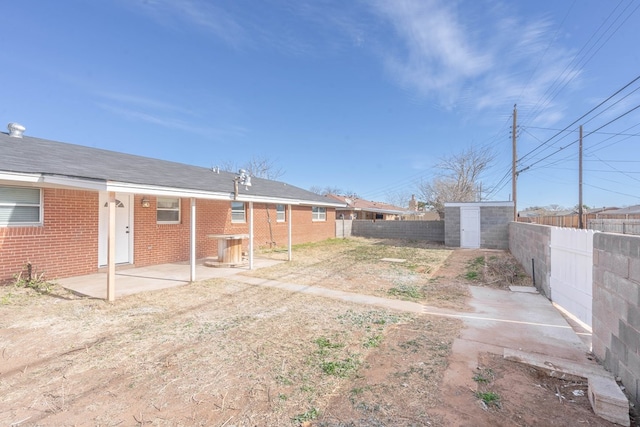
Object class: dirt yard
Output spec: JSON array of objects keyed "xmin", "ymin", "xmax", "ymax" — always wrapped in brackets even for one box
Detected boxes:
[{"xmin": 0, "ymin": 237, "xmax": 632, "ymax": 426}]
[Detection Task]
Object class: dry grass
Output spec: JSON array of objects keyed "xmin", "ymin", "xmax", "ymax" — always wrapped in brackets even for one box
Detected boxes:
[
  {"xmin": 3, "ymin": 238, "xmax": 601, "ymax": 427},
  {"xmin": 253, "ymin": 237, "xmax": 468, "ymax": 310},
  {"xmin": 0, "ymin": 237, "xmax": 463, "ymax": 426}
]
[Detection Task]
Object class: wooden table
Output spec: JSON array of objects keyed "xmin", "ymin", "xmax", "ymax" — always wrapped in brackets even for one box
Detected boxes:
[{"xmin": 205, "ymin": 234, "xmax": 249, "ymax": 267}]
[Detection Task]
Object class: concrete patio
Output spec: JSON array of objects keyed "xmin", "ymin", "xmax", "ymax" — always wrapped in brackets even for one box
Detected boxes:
[{"xmin": 58, "ymin": 258, "xmax": 282, "ymax": 299}]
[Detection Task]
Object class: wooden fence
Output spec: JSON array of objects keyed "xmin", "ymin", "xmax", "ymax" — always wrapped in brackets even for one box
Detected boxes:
[{"xmin": 518, "ymin": 213, "xmax": 640, "ymax": 235}]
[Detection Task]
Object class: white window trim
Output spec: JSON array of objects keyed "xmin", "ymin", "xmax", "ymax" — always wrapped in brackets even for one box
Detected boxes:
[
  {"xmin": 312, "ymin": 206, "xmax": 326, "ymax": 222},
  {"xmin": 231, "ymin": 201, "xmax": 246, "ymax": 223},
  {"xmin": 157, "ymin": 197, "xmax": 181, "ymax": 224},
  {"xmin": 0, "ymin": 186, "xmax": 42, "ymax": 226},
  {"xmin": 276, "ymin": 204, "xmax": 286, "ymax": 222}
]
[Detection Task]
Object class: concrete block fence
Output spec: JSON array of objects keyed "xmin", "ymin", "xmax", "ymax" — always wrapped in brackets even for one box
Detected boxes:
[
  {"xmin": 592, "ymin": 232, "xmax": 640, "ymax": 405},
  {"xmin": 509, "ymin": 222, "xmax": 551, "ymax": 297},
  {"xmin": 351, "ymin": 220, "xmax": 445, "ymax": 242},
  {"xmin": 510, "ymin": 223, "xmax": 640, "ymax": 407}
]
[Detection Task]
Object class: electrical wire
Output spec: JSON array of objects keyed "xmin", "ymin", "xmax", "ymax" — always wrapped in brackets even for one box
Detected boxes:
[
  {"xmin": 520, "ymin": 1, "xmax": 639, "ymax": 127},
  {"xmin": 518, "ymin": 73, "xmax": 640, "ymax": 164}
]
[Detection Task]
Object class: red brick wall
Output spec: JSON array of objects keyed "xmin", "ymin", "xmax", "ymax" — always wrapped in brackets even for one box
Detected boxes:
[
  {"xmin": 134, "ymin": 199, "xmax": 336, "ymax": 265},
  {"xmin": 245, "ymin": 203, "xmax": 336, "ymax": 249},
  {"xmin": 133, "ymin": 197, "xmax": 226, "ymax": 267},
  {"xmin": 1, "ymin": 191, "xmax": 337, "ymax": 283},
  {"xmin": 0, "ymin": 188, "xmax": 98, "ymax": 283}
]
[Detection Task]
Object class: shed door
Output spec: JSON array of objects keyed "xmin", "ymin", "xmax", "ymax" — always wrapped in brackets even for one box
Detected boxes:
[{"xmin": 460, "ymin": 207, "xmax": 480, "ymax": 248}]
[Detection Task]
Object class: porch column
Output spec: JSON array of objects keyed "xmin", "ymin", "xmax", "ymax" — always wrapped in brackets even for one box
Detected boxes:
[
  {"xmin": 107, "ymin": 191, "xmax": 116, "ymax": 302},
  {"xmin": 287, "ymin": 204, "xmax": 292, "ymax": 261},
  {"xmin": 190, "ymin": 197, "xmax": 196, "ymax": 282},
  {"xmin": 249, "ymin": 201, "xmax": 254, "ymax": 270}
]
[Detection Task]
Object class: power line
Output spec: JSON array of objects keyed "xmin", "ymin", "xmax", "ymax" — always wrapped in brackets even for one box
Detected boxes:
[
  {"xmin": 520, "ymin": 1, "xmax": 639, "ymax": 127},
  {"xmin": 584, "ymin": 182, "xmax": 640, "ymax": 200},
  {"xmin": 518, "ymin": 73, "xmax": 640, "ymax": 164},
  {"xmin": 523, "ymin": 1, "xmax": 629, "ymax": 122},
  {"xmin": 524, "ymin": 126, "xmax": 640, "ymax": 137},
  {"xmin": 518, "ymin": 101, "xmax": 640, "ymax": 174}
]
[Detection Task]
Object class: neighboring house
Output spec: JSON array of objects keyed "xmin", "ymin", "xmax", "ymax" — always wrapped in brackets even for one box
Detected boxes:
[
  {"xmin": 0, "ymin": 123, "xmax": 344, "ymax": 285},
  {"xmin": 600, "ymin": 205, "xmax": 640, "ymax": 216},
  {"xmin": 327, "ymin": 194, "xmax": 406, "ymax": 220},
  {"xmin": 404, "ymin": 194, "xmax": 440, "ymax": 220}
]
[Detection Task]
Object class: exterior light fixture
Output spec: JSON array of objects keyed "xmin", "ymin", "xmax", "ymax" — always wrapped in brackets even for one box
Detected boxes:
[{"xmin": 141, "ymin": 197, "xmax": 151, "ymax": 208}]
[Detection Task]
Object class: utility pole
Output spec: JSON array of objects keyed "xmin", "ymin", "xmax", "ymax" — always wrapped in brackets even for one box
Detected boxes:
[
  {"xmin": 578, "ymin": 125, "xmax": 584, "ymax": 229},
  {"xmin": 512, "ymin": 104, "xmax": 518, "ymax": 221}
]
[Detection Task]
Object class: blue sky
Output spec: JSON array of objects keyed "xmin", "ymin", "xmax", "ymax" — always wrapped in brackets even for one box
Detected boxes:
[{"xmin": 2, "ymin": 0, "xmax": 640, "ymax": 210}]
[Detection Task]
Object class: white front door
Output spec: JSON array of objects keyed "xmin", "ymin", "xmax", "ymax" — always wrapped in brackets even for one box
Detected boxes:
[
  {"xmin": 98, "ymin": 192, "xmax": 132, "ymax": 266},
  {"xmin": 460, "ymin": 207, "xmax": 481, "ymax": 248}
]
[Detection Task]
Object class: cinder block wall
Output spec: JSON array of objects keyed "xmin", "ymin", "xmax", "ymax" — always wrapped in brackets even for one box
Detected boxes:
[
  {"xmin": 352, "ymin": 220, "xmax": 444, "ymax": 241},
  {"xmin": 508, "ymin": 222, "xmax": 551, "ymax": 297},
  {"xmin": 592, "ymin": 232, "xmax": 640, "ymax": 405},
  {"xmin": 444, "ymin": 206, "xmax": 461, "ymax": 247},
  {"xmin": 480, "ymin": 206, "xmax": 512, "ymax": 249}
]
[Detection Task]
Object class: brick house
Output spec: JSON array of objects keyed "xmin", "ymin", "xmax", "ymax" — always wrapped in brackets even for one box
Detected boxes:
[
  {"xmin": 0, "ymin": 123, "xmax": 344, "ymax": 287},
  {"xmin": 326, "ymin": 194, "xmax": 407, "ymax": 220}
]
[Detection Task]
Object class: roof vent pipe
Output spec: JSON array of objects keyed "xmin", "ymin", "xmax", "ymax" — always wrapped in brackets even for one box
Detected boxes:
[{"xmin": 8, "ymin": 122, "xmax": 26, "ymax": 138}]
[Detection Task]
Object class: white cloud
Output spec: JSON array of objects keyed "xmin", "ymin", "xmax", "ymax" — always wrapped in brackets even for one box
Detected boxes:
[
  {"xmin": 125, "ymin": 0, "xmax": 249, "ymax": 48},
  {"xmin": 96, "ymin": 99, "xmax": 248, "ymax": 140},
  {"xmin": 368, "ymin": 0, "xmax": 582, "ymax": 120}
]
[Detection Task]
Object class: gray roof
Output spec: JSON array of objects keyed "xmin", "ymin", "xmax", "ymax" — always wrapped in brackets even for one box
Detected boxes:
[
  {"xmin": 0, "ymin": 131, "xmax": 341, "ymax": 206},
  {"xmin": 606, "ymin": 205, "xmax": 640, "ymax": 215}
]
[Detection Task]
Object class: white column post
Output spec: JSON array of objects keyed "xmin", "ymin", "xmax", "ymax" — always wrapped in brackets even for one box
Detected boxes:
[
  {"xmin": 249, "ymin": 201, "xmax": 254, "ymax": 270},
  {"xmin": 190, "ymin": 197, "xmax": 196, "ymax": 282},
  {"xmin": 107, "ymin": 191, "xmax": 116, "ymax": 302},
  {"xmin": 287, "ymin": 204, "xmax": 292, "ymax": 261}
]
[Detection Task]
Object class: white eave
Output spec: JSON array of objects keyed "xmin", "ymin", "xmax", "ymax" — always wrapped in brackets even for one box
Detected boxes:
[
  {"xmin": 0, "ymin": 172, "xmax": 345, "ymax": 207},
  {"xmin": 445, "ymin": 201, "xmax": 514, "ymax": 208}
]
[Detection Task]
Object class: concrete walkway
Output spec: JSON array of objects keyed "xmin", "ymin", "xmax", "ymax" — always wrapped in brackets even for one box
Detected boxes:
[
  {"xmin": 233, "ymin": 275, "xmax": 587, "ymax": 358},
  {"xmin": 58, "ymin": 258, "xmax": 282, "ymax": 299},
  {"xmin": 231, "ymin": 275, "xmax": 628, "ymax": 425},
  {"xmin": 60, "ymin": 263, "xmax": 626, "ymax": 423}
]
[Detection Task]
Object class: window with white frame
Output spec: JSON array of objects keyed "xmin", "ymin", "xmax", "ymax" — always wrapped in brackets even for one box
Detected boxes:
[
  {"xmin": 0, "ymin": 186, "xmax": 42, "ymax": 226},
  {"xmin": 231, "ymin": 201, "xmax": 246, "ymax": 223},
  {"xmin": 312, "ymin": 206, "xmax": 326, "ymax": 221},
  {"xmin": 157, "ymin": 197, "xmax": 181, "ymax": 223},
  {"xmin": 276, "ymin": 204, "xmax": 285, "ymax": 222}
]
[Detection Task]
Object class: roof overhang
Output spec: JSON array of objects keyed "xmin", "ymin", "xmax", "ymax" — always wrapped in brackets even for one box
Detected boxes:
[
  {"xmin": 336, "ymin": 205, "xmax": 404, "ymax": 214},
  {"xmin": 445, "ymin": 201, "xmax": 514, "ymax": 208},
  {"xmin": 0, "ymin": 171, "xmax": 345, "ymax": 207},
  {"xmin": 0, "ymin": 172, "xmax": 106, "ymax": 190}
]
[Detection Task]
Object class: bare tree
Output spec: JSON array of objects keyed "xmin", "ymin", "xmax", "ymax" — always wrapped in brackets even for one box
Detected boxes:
[
  {"xmin": 219, "ymin": 156, "xmax": 284, "ymax": 180},
  {"xmin": 384, "ymin": 190, "xmax": 412, "ymax": 209},
  {"xmin": 218, "ymin": 156, "xmax": 284, "ymax": 247},
  {"xmin": 417, "ymin": 146, "xmax": 494, "ymax": 219},
  {"xmin": 309, "ymin": 186, "xmax": 358, "ymax": 197}
]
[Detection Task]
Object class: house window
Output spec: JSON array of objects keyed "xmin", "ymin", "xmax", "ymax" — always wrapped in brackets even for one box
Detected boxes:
[
  {"xmin": 231, "ymin": 201, "xmax": 246, "ymax": 223},
  {"xmin": 276, "ymin": 204, "xmax": 285, "ymax": 222},
  {"xmin": 157, "ymin": 197, "xmax": 180, "ymax": 223},
  {"xmin": 312, "ymin": 206, "xmax": 326, "ymax": 221},
  {"xmin": 0, "ymin": 186, "xmax": 41, "ymax": 226}
]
